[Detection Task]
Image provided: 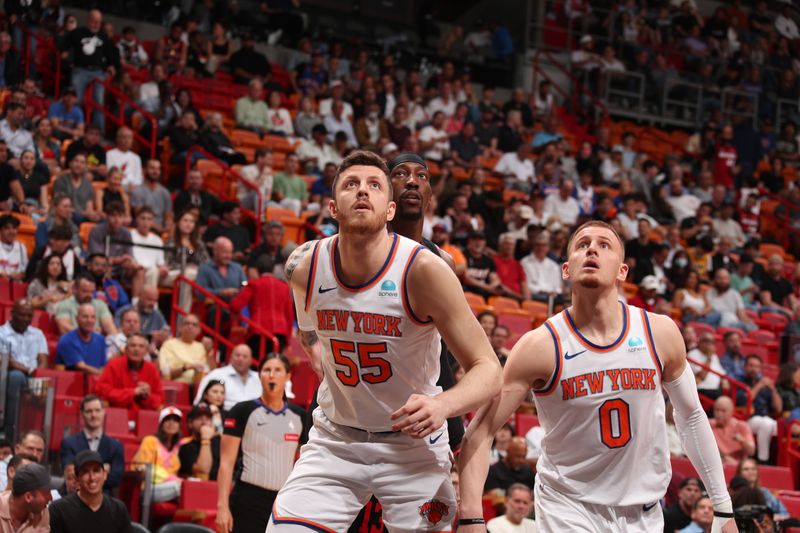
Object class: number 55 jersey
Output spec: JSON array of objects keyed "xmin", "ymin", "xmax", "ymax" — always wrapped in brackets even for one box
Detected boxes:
[
  {"xmin": 532, "ymin": 302, "xmax": 670, "ymax": 506},
  {"xmin": 301, "ymin": 234, "xmax": 443, "ymax": 432}
]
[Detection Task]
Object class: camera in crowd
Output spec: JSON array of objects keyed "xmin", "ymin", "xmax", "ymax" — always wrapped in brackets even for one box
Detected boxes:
[{"xmin": 735, "ymin": 505, "xmax": 776, "ymax": 533}]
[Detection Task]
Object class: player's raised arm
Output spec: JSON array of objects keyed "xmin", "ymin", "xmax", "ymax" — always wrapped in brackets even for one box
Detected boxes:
[
  {"xmin": 390, "ymin": 250, "xmax": 502, "ymax": 436},
  {"xmin": 457, "ymin": 326, "xmax": 554, "ymax": 530},
  {"xmin": 652, "ymin": 312, "xmax": 738, "ymax": 533}
]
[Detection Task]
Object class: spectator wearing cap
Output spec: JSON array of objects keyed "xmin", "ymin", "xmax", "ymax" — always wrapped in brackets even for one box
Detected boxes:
[
  {"xmin": 231, "ymin": 255, "xmax": 294, "ymax": 355},
  {"xmin": 463, "ymin": 230, "xmax": 502, "ymax": 299},
  {"xmin": 663, "ymin": 477, "xmax": 704, "ymax": 533},
  {"xmin": 0, "ymin": 103, "xmax": 34, "ymax": 160},
  {"xmin": 95, "ymin": 332, "xmax": 163, "ymax": 419},
  {"xmin": 49, "ymin": 449, "xmax": 131, "ymax": 533},
  {"xmin": 0, "ymin": 215, "xmax": 27, "ymax": 281},
  {"xmin": 0, "ymin": 453, "xmax": 37, "ymax": 494},
  {"xmin": 297, "ymin": 124, "xmax": 342, "ymax": 175},
  {"xmin": 323, "ymin": 100, "xmax": 357, "ymax": 147},
  {"xmin": 132, "ymin": 406, "xmax": 184, "ymax": 503},
  {"xmin": 178, "ymin": 403, "xmax": 220, "ymax": 481},
  {"xmin": 203, "ymin": 202, "xmax": 251, "ymax": 263},
  {"xmin": 53, "ymin": 153, "xmax": 100, "ymax": 223},
  {"xmin": 248, "ymin": 221, "xmax": 290, "ymax": 278},
  {"xmin": 60, "ymin": 396, "xmax": 124, "ymax": 494},
  {"xmin": 0, "ymin": 300, "xmax": 47, "ymax": 437},
  {"xmin": 629, "ymin": 275, "xmax": 668, "ymax": 313},
  {"xmin": 65, "ymin": 124, "xmax": 107, "ymax": 179},
  {"xmin": 494, "ymin": 144, "xmax": 535, "ymax": 193},
  {"xmin": 229, "ymin": 33, "xmax": 271, "ymax": 85},
  {"xmin": 239, "ymin": 149, "xmax": 275, "ymax": 213},
  {"xmin": 235, "ymin": 79, "xmax": 270, "ymax": 137},
  {"xmin": 47, "ymin": 88, "xmax": 84, "ymax": 141},
  {"xmin": 158, "ymin": 313, "xmax": 211, "ymax": 385},
  {"xmin": 520, "ymin": 233, "xmax": 564, "ymax": 304},
  {"xmin": 272, "ymin": 153, "xmax": 307, "ymax": 216},
  {"xmin": 382, "ymin": 143, "xmax": 400, "ymax": 161},
  {"xmin": 174, "ymin": 169, "xmax": 222, "ymax": 228},
  {"xmin": 0, "ymin": 463, "xmax": 50, "ymax": 532}
]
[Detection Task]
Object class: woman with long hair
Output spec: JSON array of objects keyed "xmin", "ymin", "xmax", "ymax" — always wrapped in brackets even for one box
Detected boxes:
[
  {"xmin": 207, "ymin": 22, "xmax": 232, "ymax": 74},
  {"xmin": 776, "ymin": 362, "xmax": 800, "ymax": 421},
  {"xmin": 32, "ymin": 117, "xmax": 61, "ymax": 173},
  {"xmin": 14, "ymin": 150, "xmax": 48, "ymax": 218},
  {"xmin": 198, "ymin": 379, "xmax": 226, "ymax": 434},
  {"xmin": 217, "ymin": 352, "xmax": 307, "ymax": 533},
  {"xmin": 96, "ymin": 167, "xmax": 131, "ymax": 225},
  {"xmin": 27, "ymin": 254, "xmax": 70, "ymax": 314},
  {"xmin": 164, "ymin": 210, "xmax": 209, "ymax": 311},
  {"xmin": 736, "ymin": 457, "xmax": 789, "ymax": 518},
  {"xmin": 672, "ymin": 269, "xmax": 721, "ymax": 326},
  {"xmin": 132, "ymin": 406, "xmax": 185, "ymax": 503}
]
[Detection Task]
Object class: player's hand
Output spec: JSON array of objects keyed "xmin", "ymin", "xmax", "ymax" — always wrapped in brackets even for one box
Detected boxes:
[
  {"xmin": 216, "ymin": 506, "xmax": 233, "ymax": 533},
  {"xmin": 711, "ymin": 516, "xmax": 738, "ymax": 533},
  {"xmin": 390, "ymin": 394, "xmax": 446, "ymax": 438}
]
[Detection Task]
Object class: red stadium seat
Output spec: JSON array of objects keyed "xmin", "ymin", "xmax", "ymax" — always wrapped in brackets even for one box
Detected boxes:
[
  {"xmin": 162, "ymin": 381, "xmax": 191, "ymax": 405},
  {"xmin": 49, "ymin": 396, "xmax": 81, "ymax": 451},
  {"xmin": 748, "ymin": 329, "xmax": 776, "ymax": 344},
  {"xmin": 33, "ymin": 368, "xmax": 84, "ymax": 397},
  {"xmin": 137, "ymin": 409, "xmax": 160, "ymax": 439},
  {"xmin": 179, "ymin": 480, "xmax": 217, "ymax": 510},
  {"xmin": 686, "ymin": 322, "xmax": 714, "ymax": 337},
  {"xmin": 104, "ymin": 407, "xmax": 131, "ymax": 437},
  {"xmin": 758, "ymin": 465, "xmax": 794, "ymax": 491},
  {"xmin": 717, "ymin": 326, "xmax": 746, "ymax": 340},
  {"xmin": 515, "ymin": 413, "xmax": 540, "ymax": 436},
  {"xmin": 291, "ymin": 362, "xmax": 320, "ymax": 410},
  {"xmin": 497, "ymin": 312, "xmax": 534, "ymax": 336}
]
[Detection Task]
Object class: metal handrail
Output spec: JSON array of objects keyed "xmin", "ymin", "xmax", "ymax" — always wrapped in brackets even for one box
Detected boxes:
[
  {"xmin": 720, "ymin": 87, "xmax": 759, "ymax": 127},
  {"xmin": 687, "ymin": 355, "xmax": 753, "ymax": 418},
  {"xmin": 603, "ymin": 70, "xmax": 645, "ymax": 116},
  {"xmin": 84, "ymin": 78, "xmax": 158, "ymax": 159},
  {"xmin": 184, "ymin": 144, "xmax": 263, "ymax": 246},
  {"xmin": 169, "ymin": 275, "xmax": 279, "ymax": 363},
  {"xmin": 531, "ymin": 48, "xmax": 609, "ymax": 120},
  {"xmin": 17, "ymin": 23, "xmax": 63, "ymax": 98}
]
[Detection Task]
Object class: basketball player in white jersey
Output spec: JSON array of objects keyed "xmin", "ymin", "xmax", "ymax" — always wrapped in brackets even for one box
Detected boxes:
[
  {"xmin": 458, "ymin": 221, "xmax": 737, "ymax": 533},
  {"xmin": 267, "ymin": 150, "xmax": 502, "ymax": 532}
]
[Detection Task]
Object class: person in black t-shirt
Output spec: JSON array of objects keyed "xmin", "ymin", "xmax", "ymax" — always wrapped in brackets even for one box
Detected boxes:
[
  {"xmin": 49, "ymin": 450, "xmax": 131, "ymax": 533},
  {"xmin": 64, "ymin": 124, "xmax": 107, "ymax": 179},
  {"xmin": 229, "ymin": 33, "xmax": 271, "ymax": 85},
  {"xmin": 61, "ymin": 9, "xmax": 118, "ymax": 129},
  {"xmin": 203, "ymin": 201, "xmax": 251, "ymax": 263},
  {"xmin": 463, "ymin": 230, "xmax": 502, "ymax": 299},
  {"xmin": 179, "ymin": 402, "xmax": 221, "ymax": 481}
]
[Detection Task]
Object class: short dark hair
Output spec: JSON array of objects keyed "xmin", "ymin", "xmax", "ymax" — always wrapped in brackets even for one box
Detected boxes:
[
  {"xmin": 332, "ymin": 150, "xmax": 391, "ymax": 200},
  {"xmin": 48, "ymin": 224, "xmax": 73, "ymax": 242},
  {"xmin": 104, "ymin": 200, "xmax": 125, "ymax": 216},
  {"xmin": 80, "ymin": 394, "xmax": 102, "ymax": 412},
  {"xmin": 7, "ymin": 453, "xmax": 37, "ymax": 474},
  {"xmin": 135, "ymin": 205, "xmax": 155, "ymax": 218},
  {"xmin": 0, "ymin": 215, "xmax": 20, "ymax": 229},
  {"xmin": 75, "ymin": 272, "xmax": 97, "ymax": 286},
  {"xmin": 5, "ymin": 102, "xmax": 23, "ymax": 113},
  {"xmin": 745, "ymin": 354, "xmax": 763, "ymax": 365},
  {"xmin": 17, "ymin": 430, "xmax": 44, "ymax": 446},
  {"xmin": 86, "ymin": 123, "xmax": 102, "ymax": 133},
  {"xmin": 255, "ymin": 147, "xmax": 272, "ymax": 159},
  {"xmin": 258, "ymin": 352, "xmax": 291, "ymax": 373},
  {"xmin": 87, "ymin": 253, "xmax": 107, "ymax": 264},
  {"xmin": 723, "ymin": 331, "xmax": 741, "ymax": 342},
  {"xmin": 220, "ymin": 201, "xmax": 239, "ymax": 215},
  {"xmin": 256, "ymin": 255, "xmax": 276, "ymax": 275}
]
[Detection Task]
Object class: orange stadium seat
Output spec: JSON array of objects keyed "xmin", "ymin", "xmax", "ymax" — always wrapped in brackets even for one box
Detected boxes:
[{"xmin": 488, "ymin": 296, "xmax": 520, "ymax": 311}]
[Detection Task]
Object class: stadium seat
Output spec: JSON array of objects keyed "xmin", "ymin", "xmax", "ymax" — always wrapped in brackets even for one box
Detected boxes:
[
  {"xmin": 265, "ymin": 207, "xmax": 297, "ymax": 221},
  {"xmin": 515, "ymin": 413, "xmax": 540, "ymax": 436},
  {"xmin": 521, "ymin": 300, "xmax": 548, "ymax": 315},
  {"xmin": 105, "ymin": 407, "xmax": 131, "ymax": 437},
  {"xmin": 290, "ymin": 362, "xmax": 320, "ymax": 410},
  {"xmin": 717, "ymin": 326, "xmax": 746, "ymax": 340},
  {"xmin": 464, "ymin": 292, "xmax": 486, "ymax": 308},
  {"xmin": 497, "ymin": 312, "xmax": 534, "ymax": 336},
  {"xmin": 488, "ymin": 296, "xmax": 520, "ymax": 311},
  {"xmin": 137, "ymin": 409, "xmax": 160, "ymax": 439},
  {"xmin": 162, "ymin": 381, "xmax": 191, "ymax": 405},
  {"xmin": 748, "ymin": 329, "xmax": 776, "ymax": 344},
  {"xmin": 686, "ymin": 322, "xmax": 714, "ymax": 338},
  {"xmin": 49, "ymin": 396, "xmax": 81, "ymax": 451},
  {"xmin": 33, "ymin": 368, "xmax": 84, "ymax": 397},
  {"xmin": 758, "ymin": 465, "xmax": 794, "ymax": 491}
]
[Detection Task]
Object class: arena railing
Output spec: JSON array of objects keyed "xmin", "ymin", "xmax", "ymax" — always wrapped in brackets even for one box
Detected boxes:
[
  {"xmin": 169, "ymin": 275, "xmax": 279, "ymax": 363},
  {"xmin": 686, "ymin": 355, "xmax": 753, "ymax": 418},
  {"xmin": 531, "ymin": 47, "xmax": 608, "ymax": 122},
  {"xmin": 17, "ymin": 23, "xmax": 63, "ymax": 98},
  {"xmin": 184, "ymin": 144, "xmax": 263, "ymax": 246},
  {"xmin": 84, "ymin": 78, "xmax": 158, "ymax": 159}
]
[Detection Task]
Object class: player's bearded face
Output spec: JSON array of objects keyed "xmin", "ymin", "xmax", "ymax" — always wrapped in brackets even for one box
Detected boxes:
[{"xmin": 331, "ymin": 166, "xmax": 396, "ymax": 235}]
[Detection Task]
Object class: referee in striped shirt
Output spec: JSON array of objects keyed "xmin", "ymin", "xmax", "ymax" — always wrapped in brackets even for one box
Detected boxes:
[{"xmin": 216, "ymin": 351, "xmax": 308, "ymax": 533}]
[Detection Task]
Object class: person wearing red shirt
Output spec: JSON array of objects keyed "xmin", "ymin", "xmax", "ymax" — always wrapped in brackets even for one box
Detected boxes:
[
  {"xmin": 493, "ymin": 233, "xmax": 530, "ymax": 302},
  {"xmin": 94, "ymin": 332, "xmax": 163, "ymax": 419},
  {"xmin": 229, "ymin": 255, "xmax": 294, "ymax": 356},
  {"xmin": 713, "ymin": 125, "xmax": 739, "ymax": 189}
]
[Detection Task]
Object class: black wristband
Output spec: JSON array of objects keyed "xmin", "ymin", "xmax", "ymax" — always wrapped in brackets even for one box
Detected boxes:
[
  {"xmin": 458, "ymin": 518, "xmax": 485, "ymax": 525},
  {"xmin": 714, "ymin": 511, "xmax": 734, "ymax": 518}
]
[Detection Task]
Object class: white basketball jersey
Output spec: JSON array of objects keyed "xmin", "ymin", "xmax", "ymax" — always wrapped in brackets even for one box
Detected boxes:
[
  {"xmin": 532, "ymin": 302, "xmax": 670, "ymax": 506},
  {"xmin": 303, "ymin": 233, "xmax": 442, "ymax": 432}
]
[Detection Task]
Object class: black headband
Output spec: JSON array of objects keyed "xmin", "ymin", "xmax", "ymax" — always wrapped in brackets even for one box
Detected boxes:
[{"xmin": 388, "ymin": 153, "xmax": 427, "ymax": 171}]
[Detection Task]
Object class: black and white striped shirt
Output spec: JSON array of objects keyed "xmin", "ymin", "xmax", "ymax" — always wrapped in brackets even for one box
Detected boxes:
[{"xmin": 224, "ymin": 400, "xmax": 308, "ymax": 491}]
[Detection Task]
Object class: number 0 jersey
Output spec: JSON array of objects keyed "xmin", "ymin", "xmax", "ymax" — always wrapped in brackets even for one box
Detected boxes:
[
  {"xmin": 303, "ymin": 233, "xmax": 443, "ymax": 432},
  {"xmin": 532, "ymin": 302, "xmax": 670, "ymax": 506}
]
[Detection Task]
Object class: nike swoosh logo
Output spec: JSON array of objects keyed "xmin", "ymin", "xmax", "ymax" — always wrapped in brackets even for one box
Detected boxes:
[
  {"xmin": 429, "ymin": 431, "xmax": 444, "ymax": 445},
  {"xmin": 318, "ymin": 286, "xmax": 337, "ymax": 294},
  {"xmin": 642, "ymin": 502, "xmax": 657, "ymax": 512},
  {"xmin": 564, "ymin": 350, "xmax": 587, "ymax": 360},
  {"xmin": 256, "ymin": 422, "xmax": 268, "ymax": 426}
]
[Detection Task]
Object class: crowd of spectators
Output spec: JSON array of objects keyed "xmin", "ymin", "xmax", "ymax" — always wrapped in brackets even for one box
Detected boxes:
[{"xmin": 0, "ymin": 0, "xmax": 800, "ymax": 530}]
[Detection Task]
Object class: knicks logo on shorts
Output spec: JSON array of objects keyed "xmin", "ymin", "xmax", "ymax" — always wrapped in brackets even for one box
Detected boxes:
[{"xmin": 418, "ymin": 499, "xmax": 449, "ymax": 525}]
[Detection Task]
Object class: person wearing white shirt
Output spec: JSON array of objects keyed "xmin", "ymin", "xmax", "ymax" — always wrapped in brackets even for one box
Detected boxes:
[
  {"xmin": 776, "ymin": 5, "xmax": 800, "ymax": 40},
  {"xmin": 494, "ymin": 144, "xmax": 535, "ymax": 192},
  {"xmin": 265, "ymin": 91, "xmax": 294, "ymax": 137},
  {"xmin": 317, "ymin": 81, "xmax": 353, "ymax": 121},
  {"xmin": 600, "ymin": 146, "xmax": 627, "ymax": 185},
  {"xmin": 713, "ymin": 203, "xmax": 747, "ymax": 248},
  {"xmin": 130, "ymin": 207, "xmax": 166, "ymax": 288},
  {"xmin": 688, "ymin": 332, "xmax": 727, "ymax": 398},
  {"xmin": 486, "ymin": 484, "xmax": 538, "ymax": 533},
  {"xmin": 239, "ymin": 148, "xmax": 274, "ymax": 212},
  {"xmin": 419, "ymin": 112, "xmax": 450, "ymax": 162},
  {"xmin": 543, "ymin": 180, "xmax": 580, "ymax": 226},
  {"xmin": 193, "ymin": 345, "xmax": 263, "ymax": 411},
  {"xmin": 426, "ymin": 81, "xmax": 458, "ymax": 118},
  {"xmin": 0, "ymin": 216, "xmax": 27, "ymax": 281},
  {"xmin": 520, "ymin": 234, "xmax": 563, "ymax": 300},
  {"xmin": 323, "ymin": 100, "xmax": 357, "ymax": 147},
  {"xmin": 296, "ymin": 124, "xmax": 343, "ymax": 173},
  {"xmin": 105, "ymin": 127, "xmax": 143, "ymax": 189}
]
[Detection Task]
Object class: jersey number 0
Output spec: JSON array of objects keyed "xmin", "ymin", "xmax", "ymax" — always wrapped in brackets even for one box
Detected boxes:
[
  {"xmin": 599, "ymin": 398, "xmax": 632, "ymax": 448},
  {"xmin": 330, "ymin": 340, "xmax": 393, "ymax": 386}
]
